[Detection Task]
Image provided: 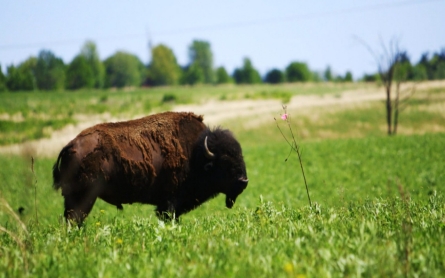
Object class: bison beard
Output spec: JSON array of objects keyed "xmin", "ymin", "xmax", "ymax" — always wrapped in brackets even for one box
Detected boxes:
[{"xmin": 52, "ymin": 112, "xmax": 248, "ymax": 225}]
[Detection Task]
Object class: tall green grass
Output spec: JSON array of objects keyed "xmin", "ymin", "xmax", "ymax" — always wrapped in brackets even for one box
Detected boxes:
[
  {"xmin": 1, "ymin": 132, "xmax": 444, "ymax": 277},
  {"xmin": 2, "ymin": 195, "xmax": 444, "ymax": 277},
  {"xmin": 2, "ymin": 133, "xmax": 443, "ymax": 225},
  {"xmin": 1, "ymin": 82, "xmax": 445, "ymax": 277}
]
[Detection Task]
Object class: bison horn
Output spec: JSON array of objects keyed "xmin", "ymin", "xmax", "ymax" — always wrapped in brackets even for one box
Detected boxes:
[
  {"xmin": 204, "ymin": 136, "xmax": 215, "ymax": 159},
  {"xmin": 238, "ymin": 177, "xmax": 249, "ymax": 183}
]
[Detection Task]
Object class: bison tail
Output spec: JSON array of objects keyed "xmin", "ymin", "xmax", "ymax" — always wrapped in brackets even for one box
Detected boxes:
[{"xmin": 52, "ymin": 144, "xmax": 71, "ymax": 190}]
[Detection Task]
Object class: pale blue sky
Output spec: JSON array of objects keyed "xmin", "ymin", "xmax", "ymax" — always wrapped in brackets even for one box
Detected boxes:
[{"xmin": 1, "ymin": 0, "xmax": 444, "ymax": 79}]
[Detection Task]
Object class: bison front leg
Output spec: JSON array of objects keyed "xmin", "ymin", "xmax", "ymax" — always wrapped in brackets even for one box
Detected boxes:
[
  {"xmin": 155, "ymin": 200, "xmax": 179, "ymax": 221},
  {"xmin": 63, "ymin": 190, "xmax": 97, "ymax": 226}
]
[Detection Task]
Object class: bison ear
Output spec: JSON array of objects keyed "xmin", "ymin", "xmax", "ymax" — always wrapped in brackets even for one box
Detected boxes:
[{"xmin": 204, "ymin": 162, "xmax": 213, "ymax": 171}]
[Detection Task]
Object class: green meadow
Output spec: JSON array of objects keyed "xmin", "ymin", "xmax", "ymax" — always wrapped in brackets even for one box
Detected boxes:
[
  {"xmin": 1, "ymin": 82, "xmax": 445, "ymax": 277},
  {"xmin": 0, "ymin": 82, "xmax": 361, "ymax": 145}
]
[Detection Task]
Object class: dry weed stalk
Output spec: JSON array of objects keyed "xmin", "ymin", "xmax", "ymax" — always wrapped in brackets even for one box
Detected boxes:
[
  {"xmin": 0, "ymin": 196, "xmax": 29, "ymax": 272},
  {"xmin": 0, "ymin": 156, "xmax": 36, "ymax": 273},
  {"xmin": 274, "ymin": 105, "xmax": 312, "ymax": 208},
  {"xmin": 0, "ymin": 196, "xmax": 28, "ymax": 234}
]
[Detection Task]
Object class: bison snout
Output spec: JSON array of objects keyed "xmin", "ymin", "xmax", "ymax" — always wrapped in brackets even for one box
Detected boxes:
[
  {"xmin": 225, "ymin": 177, "xmax": 248, "ymax": 209},
  {"xmin": 226, "ymin": 197, "xmax": 235, "ymax": 209}
]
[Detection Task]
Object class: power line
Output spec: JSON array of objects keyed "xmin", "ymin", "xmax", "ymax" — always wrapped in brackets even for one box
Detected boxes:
[
  {"xmin": 152, "ymin": 0, "xmax": 443, "ymax": 36},
  {"xmin": 0, "ymin": 0, "xmax": 441, "ymax": 51}
]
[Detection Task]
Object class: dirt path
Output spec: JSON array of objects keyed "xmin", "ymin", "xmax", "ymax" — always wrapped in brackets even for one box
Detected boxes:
[{"xmin": 1, "ymin": 81, "xmax": 443, "ymax": 158}]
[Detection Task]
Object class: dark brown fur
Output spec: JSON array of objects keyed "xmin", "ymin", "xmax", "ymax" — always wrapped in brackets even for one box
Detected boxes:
[{"xmin": 53, "ymin": 111, "xmax": 248, "ymax": 224}]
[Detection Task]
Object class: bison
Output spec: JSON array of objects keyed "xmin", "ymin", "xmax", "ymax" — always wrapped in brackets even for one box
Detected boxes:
[{"xmin": 52, "ymin": 111, "xmax": 248, "ymax": 224}]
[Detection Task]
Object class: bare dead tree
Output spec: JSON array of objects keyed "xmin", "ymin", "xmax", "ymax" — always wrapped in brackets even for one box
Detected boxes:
[
  {"xmin": 393, "ymin": 53, "xmax": 418, "ymax": 135},
  {"xmin": 355, "ymin": 36, "xmax": 416, "ymax": 135}
]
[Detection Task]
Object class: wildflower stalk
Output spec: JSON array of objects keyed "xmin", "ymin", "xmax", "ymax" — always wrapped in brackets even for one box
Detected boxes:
[{"xmin": 275, "ymin": 105, "xmax": 312, "ymax": 208}]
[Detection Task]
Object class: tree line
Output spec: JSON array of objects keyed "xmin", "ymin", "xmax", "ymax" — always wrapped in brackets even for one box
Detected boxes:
[{"xmin": 0, "ymin": 40, "xmax": 444, "ymax": 92}]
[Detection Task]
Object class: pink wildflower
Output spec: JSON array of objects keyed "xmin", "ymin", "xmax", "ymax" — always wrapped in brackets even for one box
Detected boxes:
[{"xmin": 281, "ymin": 114, "xmax": 288, "ymax": 120}]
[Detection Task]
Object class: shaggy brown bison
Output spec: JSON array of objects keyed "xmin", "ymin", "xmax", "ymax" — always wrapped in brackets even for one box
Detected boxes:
[{"xmin": 52, "ymin": 112, "xmax": 248, "ymax": 224}]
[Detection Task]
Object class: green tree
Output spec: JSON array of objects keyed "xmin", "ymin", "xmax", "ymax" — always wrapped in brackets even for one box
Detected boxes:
[
  {"xmin": 434, "ymin": 62, "xmax": 445, "ymax": 80},
  {"xmin": 181, "ymin": 63, "xmax": 204, "ymax": 85},
  {"xmin": 323, "ymin": 66, "xmax": 333, "ymax": 81},
  {"xmin": 311, "ymin": 71, "xmax": 322, "ymax": 82},
  {"xmin": 35, "ymin": 50, "xmax": 66, "ymax": 90},
  {"xmin": 66, "ymin": 55, "xmax": 94, "ymax": 90},
  {"xmin": 430, "ymin": 49, "xmax": 445, "ymax": 79},
  {"xmin": 264, "ymin": 68, "xmax": 285, "ymax": 84},
  {"xmin": 413, "ymin": 49, "xmax": 445, "ymax": 80},
  {"xmin": 344, "ymin": 71, "xmax": 353, "ymax": 82},
  {"xmin": 393, "ymin": 52, "xmax": 412, "ymax": 82},
  {"xmin": 6, "ymin": 57, "xmax": 38, "ymax": 91},
  {"xmin": 80, "ymin": 41, "xmax": 105, "ymax": 88},
  {"xmin": 233, "ymin": 58, "xmax": 262, "ymax": 84},
  {"xmin": 188, "ymin": 40, "xmax": 214, "ymax": 84},
  {"xmin": 417, "ymin": 53, "xmax": 433, "ymax": 80},
  {"xmin": 286, "ymin": 62, "xmax": 312, "ymax": 82},
  {"xmin": 411, "ymin": 64, "xmax": 428, "ymax": 81},
  {"xmin": 104, "ymin": 51, "xmax": 144, "ymax": 88},
  {"xmin": 215, "ymin": 66, "xmax": 232, "ymax": 84},
  {"xmin": 0, "ymin": 64, "xmax": 7, "ymax": 92},
  {"xmin": 148, "ymin": 44, "xmax": 181, "ymax": 86},
  {"xmin": 361, "ymin": 73, "xmax": 380, "ymax": 82}
]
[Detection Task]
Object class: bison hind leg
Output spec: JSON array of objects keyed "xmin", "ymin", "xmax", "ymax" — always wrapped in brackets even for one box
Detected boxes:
[{"xmin": 64, "ymin": 190, "xmax": 98, "ymax": 227}]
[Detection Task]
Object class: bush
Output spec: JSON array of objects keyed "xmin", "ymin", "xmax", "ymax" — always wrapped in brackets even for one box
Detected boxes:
[
  {"xmin": 181, "ymin": 63, "xmax": 204, "ymax": 85},
  {"xmin": 35, "ymin": 50, "xmax": 66, "ymax": 91},
  {"xmin": 6, "ymin": 57, "xmax": 38, "ymax": 91},
  {"xmin": 285, "ymin": 61, "xmax": 312, "ymax": 82},
  {"xmin": 104, "ymin": 51, "xmax": 144, "ymax": 88},
  {"xmin": 162, "ymin": 94, "xmax": 177, "ymax": 103},
  {"xmin": 264, "ymin": 69, "xmax": 285, "ymax": 84},
  {"xmin": 65, "ymin": 55, "xmax": 94, "ymax": 90},
  {"xmin": 215, "ymin": 66, "xmax": 232, "ymax": 84},
  {"xmin": 233, "ymin": 58, "xmax": 262, "ymax": 84},
  {"xmin": 148, "ymin": 44, "xmax": 181, "ymax": 86},
  {"xmin": 0, "ymin": 64, "xmax": 7, "ymax": 92}
]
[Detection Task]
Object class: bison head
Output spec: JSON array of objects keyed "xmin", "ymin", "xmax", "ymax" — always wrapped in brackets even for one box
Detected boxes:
[{"xmin": 200, "ymin": 129, "xmax": 248, "ymax": 209}]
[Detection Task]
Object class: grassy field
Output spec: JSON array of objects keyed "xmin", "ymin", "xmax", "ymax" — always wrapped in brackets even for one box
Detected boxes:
[
  {"xmin": 0, "ymin": 82, "xmax": 364, "ymax": 145},
  {"xmin": 1, "ymin": 82, "xmax": 445, "ymax": 277}
]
